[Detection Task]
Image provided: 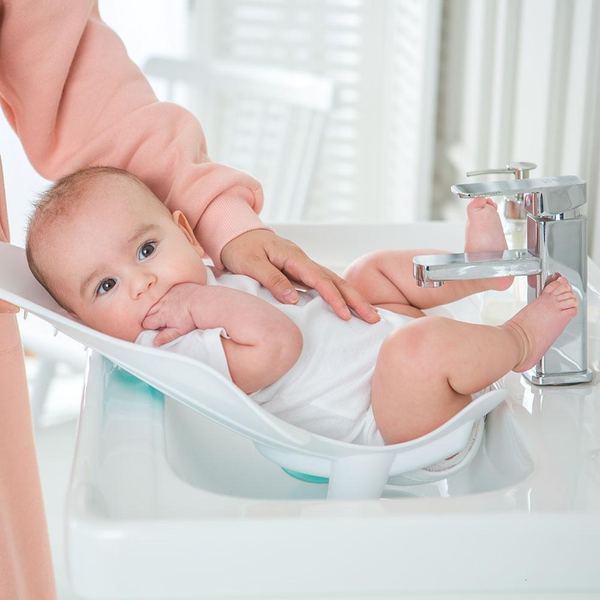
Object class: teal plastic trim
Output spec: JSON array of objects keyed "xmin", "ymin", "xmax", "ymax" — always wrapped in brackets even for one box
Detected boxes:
[
  {"xmin": 113, "ymin": 365, "xmax": 163, "ymax": 400},
  {"xmin": 282, "ymin": 467, "xmax": 329, "ymax": 484}
]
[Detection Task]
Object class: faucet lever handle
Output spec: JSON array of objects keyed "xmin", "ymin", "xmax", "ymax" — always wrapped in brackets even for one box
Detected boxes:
[
  {"xmin": 467, "ymin": 167, "xmax": 514, "ymax": 177},
  {"xmin": 452, "ymin": 175, "xmax": 586, "ymax": 217},
  {"xmin": 467, "ymin": 162, "xmax": 537, "ymax": 180}
]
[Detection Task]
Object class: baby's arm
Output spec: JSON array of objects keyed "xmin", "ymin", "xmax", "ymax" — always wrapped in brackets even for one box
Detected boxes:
[{"xmin": 142, "ymin": 283, "xmax": 303, "ymax": 394}]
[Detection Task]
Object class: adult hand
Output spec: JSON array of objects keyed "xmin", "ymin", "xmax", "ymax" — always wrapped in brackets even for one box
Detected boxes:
[
  {"xmin": 220, "ymin": 230, "xmax": 380, "ymax": 323},
  {"xmin": 0, "ymin": 300, "xmax": 20, "ymax": 314}
]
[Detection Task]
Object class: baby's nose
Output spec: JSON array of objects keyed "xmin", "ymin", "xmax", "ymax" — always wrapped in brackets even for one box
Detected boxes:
[{"xmin": 133, "ymin": 273, "xmax": 157, "ymax": 297}]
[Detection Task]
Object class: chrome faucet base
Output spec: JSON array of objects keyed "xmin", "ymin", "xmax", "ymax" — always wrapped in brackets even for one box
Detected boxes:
[{"xmin": 523, "ymin": 368, "xmax": 593, "ymax": 386}]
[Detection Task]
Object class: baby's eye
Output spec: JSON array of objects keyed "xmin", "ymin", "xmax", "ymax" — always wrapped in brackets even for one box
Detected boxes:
[
  {"xmin": 96, "ymin": 278, "xmax": 116, "ymax": 296},
  {"xmin": 139, "ymin": 242, "xmax": 157, "ymax": 260}
]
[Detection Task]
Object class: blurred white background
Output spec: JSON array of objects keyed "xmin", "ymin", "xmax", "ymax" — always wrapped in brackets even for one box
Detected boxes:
[{"xmin": 4, "ymin": 0, "xmax": 599, "ymax": 249}]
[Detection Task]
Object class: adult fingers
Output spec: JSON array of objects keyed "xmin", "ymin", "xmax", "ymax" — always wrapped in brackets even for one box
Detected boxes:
[
  {"xmin": 256, "ymin": 238, "xmax": 353, "ymax": 318},
  {"xmin": 263, "ymin": 242, "xmax": 378, "ymax": 322},
  {"xmin": 221, "ymin": 230, "xmax": 378, "ymax": 322},
  {"xmin": 319, "ymin": 265, "xmax": 380, "ymax": 323},
  {"xmin": 221, "ymin": 231, "xmax": 300, "ymax": 303},
  {"xmin": 271, "ymin": 254, "xmax": 368, "ymax": 322},
  {"xmin": 245, "ymin": 253, "xmax": 302, "ymax": 305},
  {"xmin": 288, "ymin": 261, "xmax": 379, "ymax": 323}
]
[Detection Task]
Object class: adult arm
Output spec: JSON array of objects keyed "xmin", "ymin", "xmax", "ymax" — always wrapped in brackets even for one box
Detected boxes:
[
  {"xmin": 0, "ymin": 0, "xmax": 378, "ymax": 323},
  {"xmin": 0, "ymin": 0, "xmax": 267, "ymax": 264}
]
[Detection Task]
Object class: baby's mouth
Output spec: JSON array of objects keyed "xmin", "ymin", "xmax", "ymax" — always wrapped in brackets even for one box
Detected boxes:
[{"xmin": 145, "ymin": 297, "xmax": 162, "ymax": 318}]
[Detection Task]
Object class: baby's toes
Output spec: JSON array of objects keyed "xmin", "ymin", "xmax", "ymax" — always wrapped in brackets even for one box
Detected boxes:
[
  {"xmin": 486, "ymin": 198, "xmax": 498, "ymax": 210},
  {"xmin": 545, "ymin": 277, "xmax": 572, "ymax": 295},
  {"xmin": 543, "ymin": 279, "xmax": 563, "ymax": 295},
  {"xmin": 544, "ymin": 272, "xmax": 562, "ymax": 286},
  {"xmin": 555, "ymin": 283, "xmax": 573, "ymax": 296},
  {"xmin": 560, "ymin": 298, "xmax": 579, "ymax": 314},
  {"xmin": 468, "ymin": 197, "xmax": 488, "ymax": 212},
  {"xmin": 557, "ymin": 291, "xmax": 578, "ymax": 307}
]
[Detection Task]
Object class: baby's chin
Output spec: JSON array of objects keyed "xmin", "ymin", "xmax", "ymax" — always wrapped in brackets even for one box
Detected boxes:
[
  {"xmin": 104, "ymin": 327, "xmax": 144, "ymax": 343},
  {"xmin": 127, "ymin": 326, "xmax": 146, "ymax": 344},
  {"xmin": 116, "ymin": 322, "xmax": 146, "ymax": 344}
]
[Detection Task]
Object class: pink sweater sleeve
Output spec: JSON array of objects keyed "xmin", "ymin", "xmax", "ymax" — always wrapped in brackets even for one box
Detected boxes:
[{"xmin": 0, "ymin": 0, "xmax": 272, "ymax": 268}]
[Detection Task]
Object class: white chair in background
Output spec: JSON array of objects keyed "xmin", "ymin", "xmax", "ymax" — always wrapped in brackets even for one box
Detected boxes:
[{"xmin": 143, "ymin": 57, "xmax": 335, "ymax": 222}]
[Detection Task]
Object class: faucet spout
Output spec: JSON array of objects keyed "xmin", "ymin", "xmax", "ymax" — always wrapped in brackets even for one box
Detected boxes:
[{"xmin": 413, "ymin": 250, "xmax": 541, "ymax": 287}]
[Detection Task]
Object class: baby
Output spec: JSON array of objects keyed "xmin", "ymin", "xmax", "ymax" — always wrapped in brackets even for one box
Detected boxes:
[{"xmin": 25, "ymin": 167, "xmax": 578, "ymax": 447}]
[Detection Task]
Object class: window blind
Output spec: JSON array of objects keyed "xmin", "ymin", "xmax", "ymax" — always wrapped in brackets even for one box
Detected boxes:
[{"xmin": 190, "ymin": 0, "xmax": 441, "ymax": 222}]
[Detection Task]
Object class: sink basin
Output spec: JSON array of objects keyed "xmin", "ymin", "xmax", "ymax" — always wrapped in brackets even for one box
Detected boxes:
[
  {"xmin": 66, "ymin": 223, "xmax": 600, "ymax": 599},
  {"xmin": 163, "ymin": 384, "xmax": 533, "ymax": 500}
]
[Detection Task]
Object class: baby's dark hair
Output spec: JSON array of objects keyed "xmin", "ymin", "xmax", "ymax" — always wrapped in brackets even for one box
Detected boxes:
[{"xmin": 25, "ymin": 166, "xmax": 166, "ymax": 313}]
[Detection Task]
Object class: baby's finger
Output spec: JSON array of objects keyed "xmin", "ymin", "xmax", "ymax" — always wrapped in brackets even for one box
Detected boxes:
[
  {"xmin": 142, "ymin": 312, "xmax": 164, "ymax": 330},
  {"xmin": 153, "ymin": 328, "xmax": 180, "ymax": 347}
]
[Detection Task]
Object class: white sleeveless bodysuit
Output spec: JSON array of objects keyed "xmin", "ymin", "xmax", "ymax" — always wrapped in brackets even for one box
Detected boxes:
[{"xmin": 136, "ymin": 268, "xmax": 414, "ymax": 445}]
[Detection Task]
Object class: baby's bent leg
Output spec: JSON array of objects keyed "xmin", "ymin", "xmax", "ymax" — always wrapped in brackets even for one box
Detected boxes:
[
  {"xmin": 344, "ymin": 199, "xmax": 512, "ymax": 313},
  {"xmin": 344, "ymin": 249, "xmax": 489, "ymax": 312},
  {"xmin": 371, "ymin": 316, "xmax": 521, "ymax": 444}
]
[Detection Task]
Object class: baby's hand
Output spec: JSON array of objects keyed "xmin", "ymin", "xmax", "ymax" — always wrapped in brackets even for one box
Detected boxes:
[{"xmin": 142, "ymin": 283, "xmax": 200, "ymax": 346}]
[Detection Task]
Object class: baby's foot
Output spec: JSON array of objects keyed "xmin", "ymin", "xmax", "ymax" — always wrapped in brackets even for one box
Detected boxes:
[
  {"xmin": 502, "ymin": 277, "xmax": 578, "ymax": 372},
  {"xmin": 464, "ymin": 197, "xmax": 513, "ymax": 291}
]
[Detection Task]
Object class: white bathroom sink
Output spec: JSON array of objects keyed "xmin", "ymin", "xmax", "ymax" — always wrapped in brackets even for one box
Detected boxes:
[{"xmin": 66, "ymin": 223, "xmax": 600, "ymax": 599}]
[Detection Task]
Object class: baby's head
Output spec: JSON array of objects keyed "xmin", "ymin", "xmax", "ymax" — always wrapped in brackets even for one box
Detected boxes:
[{"xmin": 26, "ymin": 167, "xmax": 207, "ymax": 342}]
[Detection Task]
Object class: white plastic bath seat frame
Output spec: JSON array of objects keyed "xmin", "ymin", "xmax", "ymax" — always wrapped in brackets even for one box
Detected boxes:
[{"xmin": 0, "ymin": 242, "xmax": 507, "ymax": 499}]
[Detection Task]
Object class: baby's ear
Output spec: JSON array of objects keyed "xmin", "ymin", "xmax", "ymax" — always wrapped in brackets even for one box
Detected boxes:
[{"xmin": 173, "ymin": 211, "xmax": 206, "ymax": 257}]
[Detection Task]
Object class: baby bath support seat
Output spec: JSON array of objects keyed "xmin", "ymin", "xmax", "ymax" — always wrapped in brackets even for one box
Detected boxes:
[{"xmin": 0, "ymin": 242, "xmax": 507, "ymax": 499}]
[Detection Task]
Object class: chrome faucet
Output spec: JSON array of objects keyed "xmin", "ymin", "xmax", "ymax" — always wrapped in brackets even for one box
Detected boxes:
[{"xmin": 413, "ymin": 175, "xmax": 592, "ymax": 386}]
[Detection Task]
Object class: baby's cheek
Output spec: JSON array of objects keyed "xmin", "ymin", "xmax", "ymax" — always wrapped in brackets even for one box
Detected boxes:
[
  {"xmin": 120, "ymin": 320, "xmax": 145, "ymax": 343},
  {"xmin": 98, "ymin": 311, "xmax": 142, "ymax": 343}
]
